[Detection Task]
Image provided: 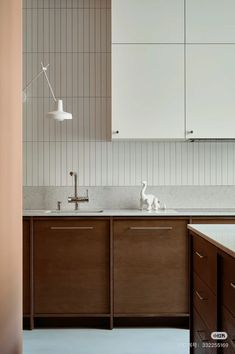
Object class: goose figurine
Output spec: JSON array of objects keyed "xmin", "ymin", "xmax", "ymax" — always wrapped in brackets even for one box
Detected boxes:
[{"xmin": 140, "ymin": 181, "xmax": 160, "ymax": 211}]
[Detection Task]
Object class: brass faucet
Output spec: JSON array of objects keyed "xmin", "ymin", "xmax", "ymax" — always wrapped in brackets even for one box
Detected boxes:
[{"xmin": 68, "ymin": 171, "xmax": 89, "ymax": 210}]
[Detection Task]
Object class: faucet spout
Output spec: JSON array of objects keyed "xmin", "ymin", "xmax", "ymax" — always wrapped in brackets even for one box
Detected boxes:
[
  {"xmin": 68, "ymin": 171, "xmax": 89, "ymax": 210},
  {"xmin": 70, "ymin": 171, "xmax": 78, "ymax": 198}
]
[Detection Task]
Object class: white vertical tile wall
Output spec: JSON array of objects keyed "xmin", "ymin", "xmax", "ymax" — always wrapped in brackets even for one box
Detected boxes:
[{"xmin": 23, "ymin": 0, "xmax": 235, "ymax": 187}]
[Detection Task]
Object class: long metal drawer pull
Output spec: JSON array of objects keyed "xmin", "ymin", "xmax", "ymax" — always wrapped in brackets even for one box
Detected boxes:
[
  {"xmin": 50, "ymin": 226, "xmax": 94, "ymax": 230},
  {"xmin": 195, "ymin": 251, "xmax": 205, "ymax": 259},
  {"xmin": 195, "ymin": 290, "xmax": 206, "ymax": 301},
  {"xmin": 129, "ymin": 227, "xmax": 173, "ymax": 231},
  {"xmin": 230, "ymin": 282, "xmax": 235, "ymax": 289}
]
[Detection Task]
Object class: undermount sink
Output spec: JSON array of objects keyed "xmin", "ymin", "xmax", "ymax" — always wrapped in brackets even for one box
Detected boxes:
[
  {"xmin": 44, "ymin": 209, "xmax": 103, "ymax": 214},
  {"xmin": 143, "ymin": 209, "xmax": 178, "ymax": 214}
]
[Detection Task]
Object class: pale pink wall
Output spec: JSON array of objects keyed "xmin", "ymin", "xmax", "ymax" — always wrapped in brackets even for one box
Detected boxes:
[{"xmin": 0, "ymin": 0, "xmax": 22, "ymax": 353}]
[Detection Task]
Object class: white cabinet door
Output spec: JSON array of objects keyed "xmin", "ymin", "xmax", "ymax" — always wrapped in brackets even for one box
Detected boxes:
[
  {"xmin": 112, "ymin": 45, "xmax": 185, "ymax": 140},
  {"xmin": 112, "ymin": 0, "xmax": 184, "ymax": 43},
  {"xmin": 186, "ymin": 0, "xmax": 235, "ymax": 43},
  {"xmin": 186, "ymin": 45, "xmax": 235, "ymax": 139}
]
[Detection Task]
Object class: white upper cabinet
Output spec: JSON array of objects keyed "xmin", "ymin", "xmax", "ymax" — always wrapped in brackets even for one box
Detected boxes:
[
  {"xmin": 186, "ymin": 0, "xmax": 235, "ymax": 43},
  {"xmin": 186, "ymin": 45, "xmax": 235, "ymax": 139},
  {"xmin": 112, "ymin": 45, "xmax": 185, "ymax": 140},
  {"xmin": 112, "ymin": 0, "xmax": 184, "ymax": 43}
]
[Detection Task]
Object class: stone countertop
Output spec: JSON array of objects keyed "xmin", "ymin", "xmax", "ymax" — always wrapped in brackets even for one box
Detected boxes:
[
  {"xmin": 23, "ymin": 208, "xmax": 235, "ymax": 217},
  {"xmin": 188, "ymin": 224, "xmax": 235, "ymax": 258}
]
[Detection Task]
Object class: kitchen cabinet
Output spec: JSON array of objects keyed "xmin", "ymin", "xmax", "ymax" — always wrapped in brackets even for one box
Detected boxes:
[
  {"xmin": 186, "ymin": 0, "xmax": 235, "ymax": 43},
  {"xmin": 33, "ymin": 218, "xmax": 110, "ymax": 315},
  {"xmin": 192, "ymin": 233, "xmax": 217, "ymax": 292},
  {"xmin": 112, "ymin": 0, "xmax": 184, "ymax": 44},
  {"xmin": 189, "ymin": 228, "xmax": 235, "ymax": 354},
  {"xmin": 24, "ymin": 216, "xmax": 190, "ymax": 328},
  {"xmin": 112, "ymin": 45, "xmax": 185, "ymax": 140},
  {"xmin": 186, "ymin": 45, "xmax": 235, "ymax": 140},
  {"xmin": 112, "ymin": 0, "xmax": 235, "ymax": 140},
  {"xmin": 113, "ymin": 218, "xmax": 189, "ymax": 315},
  {"xmin": 23, "ymin": 215, "xmax": 235, "ymax": 330},
  {"xmin": 191, "ymin": 234, "xmax": 218, "ymax": 353}
]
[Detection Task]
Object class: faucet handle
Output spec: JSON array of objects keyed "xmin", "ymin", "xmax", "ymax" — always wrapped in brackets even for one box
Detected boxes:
[
  {"xmin": 160, "ymin": 202, "xmax": 166, "ymax": 210},
  {"xmin": 57, "ymin": 201, "xmax": 62, "ymax": 211}
]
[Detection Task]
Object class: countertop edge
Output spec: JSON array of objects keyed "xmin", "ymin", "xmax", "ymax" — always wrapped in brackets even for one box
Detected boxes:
[
  {"xmin": 188, "ymin": 224, "xmax": 235, "ymax": 259},
  {"xmin": 23, "ymin": 209, "xmax": 235, "ymax": 217}
]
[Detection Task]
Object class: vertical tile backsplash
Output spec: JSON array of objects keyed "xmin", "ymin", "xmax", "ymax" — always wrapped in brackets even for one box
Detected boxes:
[{"xmin": 23, "ymin": 0, "xmax": 235, "ymax": 187}]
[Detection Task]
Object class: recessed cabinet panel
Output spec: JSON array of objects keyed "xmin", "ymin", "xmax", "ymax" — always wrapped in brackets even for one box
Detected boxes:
[
  {"xmin": 186, "ymin": 45, "xmax": 235, "ymax": 139},
  {"xmin": 112, "ymin": 45, "xmax": 185, "ymax": 139},
  {"xmin": 34, "ymin": 219, "xmax": 110, "ymax": 315},
  {"xmin": 186, "ymin": 0, "xmax": 235, "ymax": 43},
  {"xmin": 112, "ymin": 0, "xmax": 184, "ymax": 44},
  {"xmin": 193, "ymin": 235, "xmax": 217, "ymax": 293},
  {"xmin": 114, "ymin": 219, "xmax": 189, "ymax": 314}
]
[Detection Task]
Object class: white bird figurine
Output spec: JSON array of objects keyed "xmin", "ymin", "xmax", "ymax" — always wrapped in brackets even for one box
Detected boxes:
[{"xmin": 140, "ymin": 181, "xmax": 160, "ymax": 211}]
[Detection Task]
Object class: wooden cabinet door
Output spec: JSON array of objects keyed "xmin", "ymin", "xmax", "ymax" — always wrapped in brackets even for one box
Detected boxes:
[
  {"xmin": 112, "ymin": 0, "xmax": 184, "ymax": 44},
  {"xmin": 186, "ymin": 0, "xmax": 235, "ymax": 43},
  {"xmin": 112, "ymin": 45, "xmax": 185, "ymax": 139},
  {"xmin": 34, "ymin": 218, "xmax": 110, "ymax": 315},
  {"xmin": 193, "ymin": 234, "xmax": 217, "ymax": 293},
  {"xmin": 186, "ymin": 45, "xmax": 235, "ymax": 139},
  {"xmin": 23, "ymin": 218, "xmax": 30, "ymax": 316},
  {"xmin": 113, "ymin": 218, "xmax": 189, "ymax": 314}
]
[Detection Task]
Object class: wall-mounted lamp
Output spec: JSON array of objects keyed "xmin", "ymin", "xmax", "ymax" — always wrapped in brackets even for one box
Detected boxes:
[{"xmin": 23, "ymin": 62, "xmax": 72, "ymax": 121}]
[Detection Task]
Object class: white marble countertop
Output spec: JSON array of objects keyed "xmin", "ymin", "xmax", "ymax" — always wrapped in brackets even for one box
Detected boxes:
[
  {"xmin": 188, "ymin": 224, "xmax": 235, "ymax": 258},
  {"xmin": 23, "ymin": 208, "xmax": 235, "ymax": 217}
]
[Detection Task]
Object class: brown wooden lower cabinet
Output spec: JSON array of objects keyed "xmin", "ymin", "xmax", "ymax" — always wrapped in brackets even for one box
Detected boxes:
[
  {"xmin": 113, "ymin": 218, "xmax": 189, "ymax": 315},
  {"xmin": 23, "ymin": 215, "xmax": 235, "ymax": 332},
  {"xmin": 23, "ymin": 216, "xmax": 190, "ymax": 328},
  {"xmin": 190, "ymin": 230, "xmax": 235, "ymax": 354},
  {"xmin": 33, "ymin": 218, "xmax": 110, "ymax": 316}
]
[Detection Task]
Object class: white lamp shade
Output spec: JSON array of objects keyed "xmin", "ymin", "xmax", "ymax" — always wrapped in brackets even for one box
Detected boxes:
[{"xmin": 47, "ymin": 99, "xmax": 72, "ymax": 121}]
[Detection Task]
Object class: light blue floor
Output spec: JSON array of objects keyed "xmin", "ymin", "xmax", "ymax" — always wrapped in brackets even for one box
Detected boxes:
[{"xmin": 24, "ymin": 328, "xmax": 189, "ymax": 354}]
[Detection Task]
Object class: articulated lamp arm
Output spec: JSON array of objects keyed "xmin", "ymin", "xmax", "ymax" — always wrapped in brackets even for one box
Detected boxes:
[
  {"xmin": 23, "ymin": 61, "xmax": 72, "ymax": 121},
  {"xmin": 23, "ymin": 62, "xmax": 57, "ymax": 102}
]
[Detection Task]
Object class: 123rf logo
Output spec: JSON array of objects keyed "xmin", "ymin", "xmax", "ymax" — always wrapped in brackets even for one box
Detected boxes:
[{"xmin": 211, "ymin": 332, "xmax": 228, "ymax": 340}]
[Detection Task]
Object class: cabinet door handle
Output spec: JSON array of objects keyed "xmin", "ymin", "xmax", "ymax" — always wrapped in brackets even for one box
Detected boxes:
[
  {"xmin": 230, "ymin": 282, "xmax": 235, "ymax": 289},
  {"xmin": 129, "ymin": 226, "xmax": 173, "ymax": 231},
  {"xmin": 50, "ymin": 226, "xmax": 94, "ymax": 230},
  {"xmin": 195, "ymin": 290, "xmax": 206, "ymax": 301},
  {"xmin": 195, "ymin": 251, "xmax": 205, "ymax": 259}
]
